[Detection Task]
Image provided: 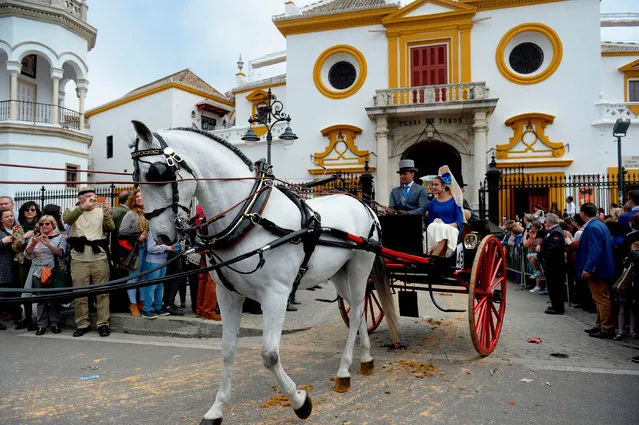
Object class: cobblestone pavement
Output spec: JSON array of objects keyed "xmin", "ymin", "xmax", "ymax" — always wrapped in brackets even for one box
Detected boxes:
[{"xmin": 1, "ymin": 283, "xmax": 638, "ymax": 425}]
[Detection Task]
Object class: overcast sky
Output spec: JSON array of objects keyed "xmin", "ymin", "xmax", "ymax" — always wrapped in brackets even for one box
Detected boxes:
[{"xmin": 79, "ymin": 0, "xmax": 639, "ymax": 110}]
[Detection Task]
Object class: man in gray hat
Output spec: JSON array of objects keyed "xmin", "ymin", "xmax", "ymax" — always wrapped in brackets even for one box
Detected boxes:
[
  {"xmin": 389, "ymin": 159, "xmax": 428, "ymax": 215},
  {"xmin": 63, "ymin": 187, "xmax": 115, "ymax": 337}
]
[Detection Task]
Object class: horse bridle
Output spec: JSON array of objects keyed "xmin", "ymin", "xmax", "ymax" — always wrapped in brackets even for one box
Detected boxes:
[{"xmin": 131, "ymin": 132, "xmax": 194, "ymax": 232}]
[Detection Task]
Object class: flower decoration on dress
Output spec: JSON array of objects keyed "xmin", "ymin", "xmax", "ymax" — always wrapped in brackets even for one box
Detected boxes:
[{"xmin": 440, "ymin": 172, "xmax": 452, "ymax": 185}]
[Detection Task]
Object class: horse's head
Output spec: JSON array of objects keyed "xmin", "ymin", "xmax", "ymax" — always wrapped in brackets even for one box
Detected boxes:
[{"xmin": 131, "ymin": 120, "xmax": 197, "ymax": 245}]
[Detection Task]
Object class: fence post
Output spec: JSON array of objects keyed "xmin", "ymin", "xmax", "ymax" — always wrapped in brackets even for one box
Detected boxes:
[
  {"xmin": 485, "ymin": 155, "xmax": 502, "ymax": 224},
  {"xmin": 39, "ymin": 185, "xmax": 46, "ymax": 208},
  {"xmin": 109, "ymin": 184, "xmax": 116, "ymax": 207},
  {"xmin": 360, "ymin": 160, "xmax": 374, "ymax": 206}
]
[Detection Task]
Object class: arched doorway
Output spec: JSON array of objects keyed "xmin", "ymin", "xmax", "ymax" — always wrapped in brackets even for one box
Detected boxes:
[{"xmin": 402, "ymin": 140, "xmax": 463, "ymax": 184}]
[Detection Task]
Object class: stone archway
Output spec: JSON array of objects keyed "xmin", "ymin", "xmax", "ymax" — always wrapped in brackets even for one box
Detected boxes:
[{"xmin": 402, "ymin": 139, "xmax": 464, "ymax": 185}]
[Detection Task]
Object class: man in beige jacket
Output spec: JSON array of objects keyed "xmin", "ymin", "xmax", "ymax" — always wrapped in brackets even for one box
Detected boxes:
[{"xmin": 63, "ymin": 187, "xmax": 115, "ymax": 337}]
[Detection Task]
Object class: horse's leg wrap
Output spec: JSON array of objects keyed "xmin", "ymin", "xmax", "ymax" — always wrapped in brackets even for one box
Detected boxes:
[
  {"xmin": 200, "ymin": 419, "xmax": 222, "ymax": 425},
  {"xmin": 293, "ymin": 392, "xmax": 313, "ymax": 419},
  {"xmin": 334, "ymin": 377, "xmax": 351, "ymax": 393},
  {"xmin": 360, "ymin": 360, "xmax": 374, "ymax": 376}
]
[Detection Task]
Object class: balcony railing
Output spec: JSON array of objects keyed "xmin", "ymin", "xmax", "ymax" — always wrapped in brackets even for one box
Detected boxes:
[
  {"xmin": 0, "ymin": 100, "xmax": 81, "ymax": 130},
  {"xmin": 209, "ymin": 121, "xmax": 288, "ymax": 143},
  {"xmin": 21, "ymin": 0, "xmax": 88, "ymax": 21},
  {"xmin": 594, "ymin": 102, "xmax": 638, "ymax": 124},
  {"xmin": 373, "ymin": 82, "xmax": 491, "ymax": 107}
]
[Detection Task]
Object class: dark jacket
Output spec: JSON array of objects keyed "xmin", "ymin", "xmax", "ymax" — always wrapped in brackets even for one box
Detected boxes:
[
  {"xmin": 389, "ymin": 183, "xmax": 428, "ymax": 215},
  {"xmin": 575, "ymin": 218, "xmax": 615, "ymax": 281},
  {"xmin": 539, "ymin": 225, "xmax": 566, "ymax": 275}
]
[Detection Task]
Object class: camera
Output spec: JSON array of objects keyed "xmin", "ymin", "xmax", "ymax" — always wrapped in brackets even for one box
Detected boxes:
[{"xmin": 34, "ymin": 228, "xmax": 41, "ymax": 236}]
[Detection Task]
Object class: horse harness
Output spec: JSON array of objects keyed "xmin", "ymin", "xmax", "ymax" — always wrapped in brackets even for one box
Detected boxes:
[
  {"xmin": 131, "ymin": 132, "xmax": 326, "ymax": 296},
  {"xmin": 131, "ymin": 133, "xmax": 193, "ymax": 232}
]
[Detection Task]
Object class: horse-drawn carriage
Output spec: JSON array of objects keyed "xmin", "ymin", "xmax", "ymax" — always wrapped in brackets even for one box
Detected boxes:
[
  {"xmin": 337, "ymin": 214, "xmax": 507, "ymax": 357},
  {"xmin": 0, "ymin": 122, "xmax": 509, "ymax": 424}
]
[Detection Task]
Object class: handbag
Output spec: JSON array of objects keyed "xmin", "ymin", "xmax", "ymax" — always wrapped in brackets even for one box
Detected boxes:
[
  {"xmin": 40, "ymin": 266, "xmax": 54, "ymax": 287},
  {"xmin": 613, "ymin": 262, "xmax": 633, "ymax": 296},
  {"xmin": 121, "ymin": 239, "xmax": 141, "ymax": 271}
]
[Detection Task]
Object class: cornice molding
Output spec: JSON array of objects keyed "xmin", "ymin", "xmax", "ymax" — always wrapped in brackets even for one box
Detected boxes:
[
  {"xmin": 0, "ymin": 1, "xmax": 97, "ymax": 50},
  {"xmin": 463, "ymin": 0, "xmax": 565, "ymax": 11},
  {"xmin": 273, "ymin": 7, "xmax": 397, "ymax": 37},
  {"xmin": 0, "ymin": 122, "xmax": 92, "ymax": 145},
  {"xmin": 86, "ymin": 82, "xmax": 235, "ymax": 118},
  {"xmin": 495, "ymin": 159, "xmax": 573, "ymax": 169}
]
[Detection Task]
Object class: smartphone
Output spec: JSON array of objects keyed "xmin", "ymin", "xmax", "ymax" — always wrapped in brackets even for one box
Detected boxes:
[
  {"xmin": 34, "ymin": 228, "xmax": 41, "ymax": 236},
  {"xmin": 96, "ymin": 196, "xmax": 107, "ymax": 208}
]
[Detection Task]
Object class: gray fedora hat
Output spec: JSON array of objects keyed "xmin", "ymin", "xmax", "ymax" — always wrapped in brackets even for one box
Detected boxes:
[{"xmin": 397, "ymin": 159, "xmax": 418, "ymax": 173}]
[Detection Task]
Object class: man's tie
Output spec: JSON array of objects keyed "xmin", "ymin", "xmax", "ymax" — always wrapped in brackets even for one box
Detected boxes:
[{"xmin": 402, "ymin": 184, "xmax": 409, "ymax": 198}]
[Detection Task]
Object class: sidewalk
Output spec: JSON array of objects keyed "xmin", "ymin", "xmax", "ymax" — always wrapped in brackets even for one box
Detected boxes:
[{"xmin": 62, "ymin": 283, "xmax": 339, "ymax": 338}]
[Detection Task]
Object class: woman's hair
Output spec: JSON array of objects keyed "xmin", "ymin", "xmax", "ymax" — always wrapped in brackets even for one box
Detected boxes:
[
  {"xmin": 524, "ymin": 213, "xmax": 535, "ymax": 223},
  {"xmin": 37, "ymin": 214, "xmax": 58, "ymax": 231},
  {"xmin": 43, "ymin": 204, "xmax": 64, "ymax": 230},
  {"xmin": 0, "ymin": 208, "xmax": 14, "ymax": 222},
  {"xmin": 432, "ymin": 176, "xmax": 451, "ymax": 193},
  {"xmin": 573, "ymin": 213, "xmax": 585, "ymax": 226},
  {"xmin": 18, "ymin": 201, "xmax": 41, "ymax": 225},
  {"xmin": 531, "ymin": 221, "xmax": 543, "ymax": 231},
  {"xmin": 125, "ymin": 189, "xmax": 144, "ymax": 214},
  {"xmin": 630, "ymin": 213, "xmax": 639, "ymax": 231}
]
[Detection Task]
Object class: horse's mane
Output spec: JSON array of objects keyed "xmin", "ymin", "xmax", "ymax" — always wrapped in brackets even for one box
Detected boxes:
[{"xmin": 172, "ymin": 127, "xmax": 255, "ymax": 171}]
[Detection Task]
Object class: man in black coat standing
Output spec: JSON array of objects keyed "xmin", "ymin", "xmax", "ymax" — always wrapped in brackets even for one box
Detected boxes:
[{"xmin": 539, "ymin": 213, "xmax": 567, "ymax": 314}]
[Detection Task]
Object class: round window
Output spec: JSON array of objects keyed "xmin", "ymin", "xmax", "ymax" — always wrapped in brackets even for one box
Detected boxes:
[
  {"xmin": 508, "ymin": 42, "xmax": 544, "ymax": 75},
  {"xmin": 328, "ymin": 61, "xmax": 357, "ymax": 90}
]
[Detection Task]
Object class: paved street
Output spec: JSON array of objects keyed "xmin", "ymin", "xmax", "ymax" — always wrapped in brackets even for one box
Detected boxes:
[{"xmin": 1, "ymin": 283, "xmax": 638, "ymax": 425}]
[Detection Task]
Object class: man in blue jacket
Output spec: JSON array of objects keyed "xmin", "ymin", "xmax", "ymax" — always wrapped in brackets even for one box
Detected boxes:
[
  {"xmin": 389, "ymin": 159, "xmax": 428, "ymax": 215},
  {"xmin": 575, "ymin": 203, "xmax": 616, "ymax": 338}
]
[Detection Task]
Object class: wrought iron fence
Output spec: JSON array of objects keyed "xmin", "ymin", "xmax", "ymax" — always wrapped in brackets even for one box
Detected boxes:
[
  {"xmin": 0, "ymin": 100, "xmax": 81, "ymax": 130},
  {"xmin": 478, "ymin": 166, "xmax": 639, "ymax": 220},
  {"xmin": 14, "ymin": 185, "xmax": 135, "ymax": 211},
  {"xmin": 278, "ymin": 173, "xmax": 363, "ymax": 199}
]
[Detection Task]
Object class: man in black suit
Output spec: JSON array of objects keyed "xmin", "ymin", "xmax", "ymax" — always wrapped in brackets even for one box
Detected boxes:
[
  {"xmin": 539, "ymin": 213, "xmax": 567, "ymax": 315},
  {"xmin": 389, "ymin": 159, "xmax": 428, "ymax": 215}
]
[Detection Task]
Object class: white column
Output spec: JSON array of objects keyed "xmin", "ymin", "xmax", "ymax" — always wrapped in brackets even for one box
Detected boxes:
[
  {"xmin": 472, "ymin": 110, "xmax": 489, "ymax": 209},
  {"xmin": 76, "ymin": 80, "xmax": 88, "ymax": 131},
  {"xmin": 375, "ymin": 115, "xmax": 390, "ymax": 205},
  {"xmin": 7, "ymin": 61, "xmax": 20, "ymax": 120},
  {"xmin": 51, "ymin": 68, "xmax": 63, "ymax": 125}
]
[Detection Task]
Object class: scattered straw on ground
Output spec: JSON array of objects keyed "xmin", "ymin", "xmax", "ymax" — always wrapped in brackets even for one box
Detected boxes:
[
  {"xmin": 261, "ymin": 385, "xmax": 313, "ymax": 409},
  {"xmin": 383, "ymin": 361, "xmax": 440, "ymax": 378}
]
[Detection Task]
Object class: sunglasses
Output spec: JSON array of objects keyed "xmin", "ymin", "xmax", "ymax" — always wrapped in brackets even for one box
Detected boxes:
[
  {"xmin": 40, "ymin": 222, "xmax": 53, "ymax": 226},
  {"xmin": 27, "ymin": 207, "xmax": 37, "ymax": 212}
]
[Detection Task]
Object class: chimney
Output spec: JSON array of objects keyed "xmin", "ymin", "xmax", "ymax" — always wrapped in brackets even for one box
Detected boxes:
[{"xmin": 284, "ymin": 1, "xmax": 301, "ymax": 16}]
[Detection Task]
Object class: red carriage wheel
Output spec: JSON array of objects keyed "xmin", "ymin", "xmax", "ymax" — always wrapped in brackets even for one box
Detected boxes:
[
  {"xmin": 468, "ymin": 235, "xmax": 507, "ymax": 357},
  {"xmin": 338, "ymin": 275, "xmax": 385, "ymax": 334}
]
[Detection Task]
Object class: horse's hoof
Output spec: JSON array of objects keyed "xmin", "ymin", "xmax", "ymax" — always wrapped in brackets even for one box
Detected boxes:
[
  {"xmin": 200, "ymin": 418, "xmax": 222, "ymax": 425},
  {"xmin": 360, "ymin": 360, "xmax": 374, "ymax": 376},
  {"xmin": 293, "ymin": 393, "xmax": 313, "ymax": 419},
  {"xmin": 334, "ymin": 376, "xmax": 351, "ymax": 393}
]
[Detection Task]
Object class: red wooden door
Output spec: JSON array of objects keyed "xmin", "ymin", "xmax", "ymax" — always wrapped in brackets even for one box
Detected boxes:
[{"xmin": 410, "ymin": 44, "xmax": 448, "ymax": 102}]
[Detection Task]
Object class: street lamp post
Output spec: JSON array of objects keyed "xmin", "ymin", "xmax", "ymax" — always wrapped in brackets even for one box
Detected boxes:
[
  {"xmin": 241, "ymin": 88, "xmax": 297, "ymax": 166},
  {"xmin": 613, "ymin": 118, "xmax": 631, "ymax": 205}
]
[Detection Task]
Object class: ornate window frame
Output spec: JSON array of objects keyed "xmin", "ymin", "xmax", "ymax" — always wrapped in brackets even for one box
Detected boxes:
[
  {"xmin": 495, "ymin": 23, "xmax": 562, "ymax": 85},
  {"xmin": 313, "ymin": 45, "xmax": 367, "ymax": 99}
]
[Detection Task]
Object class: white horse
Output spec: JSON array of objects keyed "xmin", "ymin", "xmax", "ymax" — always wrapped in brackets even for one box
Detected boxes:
[{"xmin": 130, "ymin": 121, "xmax": 399, "ymax": 425}]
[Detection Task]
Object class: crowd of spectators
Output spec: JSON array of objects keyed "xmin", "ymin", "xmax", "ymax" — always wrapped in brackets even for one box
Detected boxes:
[
  {"xmin": 0, "ymin": 188, "xmax": 221, "ymax": 336},
  {"xmin": 502, "ymin": 194, "xmax": 639, "ymax": 345}
]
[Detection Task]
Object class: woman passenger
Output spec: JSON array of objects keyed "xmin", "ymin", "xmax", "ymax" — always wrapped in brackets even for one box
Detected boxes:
[
  {"xmin": 14, "ymin": 201, "xmax": 41, "ymax": 330},
  {"xmin": 426, "ymin": 166, "xmax": 463, "ymax": 257}
]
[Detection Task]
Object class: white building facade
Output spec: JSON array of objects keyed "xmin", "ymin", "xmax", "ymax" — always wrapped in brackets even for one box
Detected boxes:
[
  {"xmin": 211, "ymin": 0, "xmax": 639, "ymax": 215},
  {"xmin": 86, "ymin": 69, "xmax": 234, "ymax": 179},
  {"xmin": 0, "ymin": 0, "xmax": 96, "ymax": 195}
]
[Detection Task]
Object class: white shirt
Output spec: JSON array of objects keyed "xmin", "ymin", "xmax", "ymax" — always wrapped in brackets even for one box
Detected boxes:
[{"xmin": 566, "ymin": 202, "xmax": 576, "ymax": 217}]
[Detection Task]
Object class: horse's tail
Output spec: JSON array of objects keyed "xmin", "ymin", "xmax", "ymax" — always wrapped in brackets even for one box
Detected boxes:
[{"xmin": 371, "ymin": 255, "xmax": 401, "ymax": 346}]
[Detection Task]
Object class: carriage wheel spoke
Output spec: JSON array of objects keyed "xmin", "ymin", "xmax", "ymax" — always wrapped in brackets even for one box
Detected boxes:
[
  {"xmin": 488, "ymin": 258, "xmax": 503, "ymax": 289},
  {"xmin": 371, "ymin": 291, "xmax": 382, "ymax": 313},
  {"xmin": 473, "ymin": 296, "xmax": 488, "ymax": 314}
]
